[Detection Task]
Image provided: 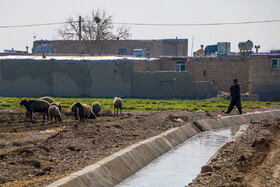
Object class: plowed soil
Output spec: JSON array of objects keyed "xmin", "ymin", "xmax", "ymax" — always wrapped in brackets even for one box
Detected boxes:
[
  {"xmin": 0, "ymin": 108, "xmax": 230, "ymax": 187},
  {"xmin": 189, "ymin": 118, "xmax": 280, "ymax": 187},
  {"xmin": 0, "ymin": 106, "xmax": 278, "ymax": 187}
]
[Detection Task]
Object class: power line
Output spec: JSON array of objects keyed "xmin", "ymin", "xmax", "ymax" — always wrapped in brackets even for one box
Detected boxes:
[
  {"xmin": 0, "ymin": 22, "xmax": 68, "ymax": 29},
  {"xmin": 267, "ymin": 39, "xmax": 280, "ymax": 50},
  {"xmin": 0, "ymin": 19, "xmax": 279, "ymax": 29},
  {"xmin": 113, "ymin": 19, "xmax": 280, "ymax": 26}
]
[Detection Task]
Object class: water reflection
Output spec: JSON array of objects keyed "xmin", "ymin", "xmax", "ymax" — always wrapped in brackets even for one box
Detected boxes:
[{"xmin": 117, "ymin": 126, "xmax": 241, "ymax": 187}]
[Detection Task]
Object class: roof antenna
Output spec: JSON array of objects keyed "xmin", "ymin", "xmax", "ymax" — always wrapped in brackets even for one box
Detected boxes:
[{"xmin": 191, "ymin": 36, "xmax": 194, "ymax": 56}]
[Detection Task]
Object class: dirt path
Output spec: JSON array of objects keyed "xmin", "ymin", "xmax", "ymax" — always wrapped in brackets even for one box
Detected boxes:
[{"xmin": 189, "ymin": 118, "xmax": 280, "ymax": 187}]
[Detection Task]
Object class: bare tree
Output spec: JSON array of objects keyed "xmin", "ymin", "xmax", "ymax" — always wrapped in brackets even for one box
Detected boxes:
[{"xmin": 57, "ymin": 9, "xmax": 131, "ymax": 55}]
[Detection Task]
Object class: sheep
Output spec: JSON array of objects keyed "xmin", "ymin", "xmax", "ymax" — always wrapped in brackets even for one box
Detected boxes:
[
  {"xmin": 39, "ymin": 96, "xmax": 54, "ymax": 104},
  {"xmin": 92, "ymin": 102, "xmax": 101, "ymax": 116},
  {"xmin": 71, "ymin": 102, "xmax": 79, "ymax": 120},
  {"xmin": 50, "ymin": 102, "xmax": 62, "ymax": 112},
  {"xmin": 113, "ymin": 97, "xmax": 122, "ymax": 114},
  {"xmin": 25, "ymin": 110, "xmax": 32, "ymax": 121},
  {"xmin": 25, "ymin": 97, "xmax": 57, "ymax": 120},
  {"xmin": 48, "ymin": 105, "xmax": 62, "ymax": 122},
  {"xmin": 20, "ymin": 99, "xmax": 50, "ymax": 121},
  {"xmin": 73, "ymin": 102, "xmax": 92, "ymax": 122},
  {"xmin": 88, "ymin": 111, "xmax": 97, "ymax": 119}
]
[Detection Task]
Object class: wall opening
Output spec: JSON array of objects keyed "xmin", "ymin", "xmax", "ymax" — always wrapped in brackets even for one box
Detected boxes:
[
  {"xmin": 271, "ymin": 58, "xmax": 280, "ymax": 70},
  {"xmin": 175, "ymin": 61, "xmax": 186, "ymax": 72}
]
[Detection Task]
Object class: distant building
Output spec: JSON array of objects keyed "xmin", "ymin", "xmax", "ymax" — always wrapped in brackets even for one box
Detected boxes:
[
  {"xmin": 249, "ymin": 54, "xmax": 280, "ymax": 100},
  {"xmin": 4, "ymin": 48, "xmax": 28, "ymax": 54},
  {"xmin": 32, "ymin": 39, "xmax": 188, "ymax": 57},
  {"xmin": 162, "ymin": 56, "xmax": 250, "ymax": 93}
]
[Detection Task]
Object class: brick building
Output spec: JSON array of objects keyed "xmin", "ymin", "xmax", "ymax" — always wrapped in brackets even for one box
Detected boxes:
[
  {"xmin": 32, "ymin": 39, "xmax": 188, "ymax": 57},
  {"xmin": 249, "ymin": 54, "xmax": 280, "ymax": 100},
  {"xmin": 159, "ymin": 56, "xmax": 249, "ymax": 93}
]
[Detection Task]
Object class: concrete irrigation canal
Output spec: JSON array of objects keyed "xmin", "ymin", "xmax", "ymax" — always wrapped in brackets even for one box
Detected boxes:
[
  {"xmin": 117, "ymin": 126, "xmax": 241, "ymax": 187},
  {"xmin": 48, "ymin": 109, "xmax": 280, "ymax": 187}
]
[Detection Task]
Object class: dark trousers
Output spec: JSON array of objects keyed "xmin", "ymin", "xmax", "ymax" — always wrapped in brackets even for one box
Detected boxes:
[{"xmin": 226, "ymin": 98, "xmax": 242, "ymax": 114}]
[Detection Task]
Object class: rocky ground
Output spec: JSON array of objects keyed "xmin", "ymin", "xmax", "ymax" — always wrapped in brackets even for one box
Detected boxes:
[
  {"xmin": 189, "ymin": 118, "xmax": 280, "ymax": 187},
  {"xmin": 0, "ymin": 106, "xmax": 278, "ymax": 187}
]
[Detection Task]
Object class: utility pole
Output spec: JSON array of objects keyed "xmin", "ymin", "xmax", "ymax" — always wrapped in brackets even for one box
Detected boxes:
[
  {"xmin": 78, "ymin": 16, "xmax": 82, "ymax": 55},
  {"xmin": 78, "ymin": 16, "xmax": 82, "ymax": 41}
]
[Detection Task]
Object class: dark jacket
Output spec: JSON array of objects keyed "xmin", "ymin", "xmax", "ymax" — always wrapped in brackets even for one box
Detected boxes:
[{"xmin": 230, "ymin": 85, "xmax": 240, "ymax": 99}]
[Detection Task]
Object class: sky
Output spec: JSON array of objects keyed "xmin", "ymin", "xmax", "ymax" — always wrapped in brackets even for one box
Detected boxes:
[{"xmin": 0, "ymin": 0, "xmax": 280, "ymax": 55}]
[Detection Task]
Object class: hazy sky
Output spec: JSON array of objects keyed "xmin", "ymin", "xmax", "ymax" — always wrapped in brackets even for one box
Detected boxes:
[{"xmin": 0, "ymin": 0, "xmax": 280, "ymax": 55}]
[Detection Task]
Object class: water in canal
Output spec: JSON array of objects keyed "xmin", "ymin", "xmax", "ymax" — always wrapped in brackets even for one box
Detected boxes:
[{"xmin": 117, "ymin": 126, "xmax": 241, "ymax": 187}]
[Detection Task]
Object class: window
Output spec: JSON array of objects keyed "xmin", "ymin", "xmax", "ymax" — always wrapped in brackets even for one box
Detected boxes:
[
  {"xmin": 118, "ymin": 48, "xmax": 127, "ymax": 55},
  {"xmin": 203, "ymin": 70, "xmax": 206, "ymax": 76},
  {"xmin": 175, "ymin": 61, "xmax": 186, "ymax": 72},
  {"xmin": 271, "ymin": 58, "xmax": 280, "ymax": 70}
]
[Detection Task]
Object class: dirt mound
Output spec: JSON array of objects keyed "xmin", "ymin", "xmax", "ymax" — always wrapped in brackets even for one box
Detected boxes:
[{"xmin": 189, "ymin": 119, "xmax": 280, "ymax": 187}]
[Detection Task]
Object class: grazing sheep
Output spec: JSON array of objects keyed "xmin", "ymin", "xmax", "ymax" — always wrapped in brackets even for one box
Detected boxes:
[
  {"xmin": 48, "ymin": 105, "xmax": 62, "ymax": 122},
  {"xmin": 25, "ymin": 97, "xmax": 57, "ymax": 120},
  {"xmin": 39, "ymin": 96, "xmax": 54, "ymax": 104},
  {"xmin": 113, "ymin": 97, "xmax": 122, "ymax": 114},
  {"xmin": 25, "ymin": 110, "xmax": 32, "ymax": 121},
  {"xmin": 73, "ymin": 102, "xmax": 92, "ymax": 122},
  {"xmin": 88, "ymin": 111, "xmax": 97, "ymax": 119},
  {"xmin": 92, "ymin": 102, "xmax": 101, "ymax": 116},
  {"xmin": 71, "ymin": 102, "xmax": 79, "ymax": 120},
  {"xmin": 20, "ymin": 99, "xmax": 50, "ymax": 121},
  {"xmin": 50, "ymin": 102, "xmax": 62, "ymax": 112}
]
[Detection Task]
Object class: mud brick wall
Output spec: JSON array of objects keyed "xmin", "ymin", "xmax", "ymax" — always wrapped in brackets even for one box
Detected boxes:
[
  {"xmin": 132, "ymin": 59, "xmax": 176, "ymax": 72},
  {"xmin": 33, "ymin": 39, "xmax": 188, "ymax": 57},
  {"xmin": 249, "ymin": 55, "xmax": 280, "ymax": 100},
  {"xmin": 186, "ymin": 57, "xmax": 249, "ymax": 93},
  {"xmin": 0, "ymin": 58, "xmax": 218, "ymax": 98},
  {"xmin": 132, "ymin": 72, "xmax": 218, "ymax": 99}
]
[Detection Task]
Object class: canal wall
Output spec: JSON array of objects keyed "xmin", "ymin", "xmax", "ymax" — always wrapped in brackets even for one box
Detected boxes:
[{"xmin": 47, "ymin": 109, "xmax": 280, "ymax": 187}]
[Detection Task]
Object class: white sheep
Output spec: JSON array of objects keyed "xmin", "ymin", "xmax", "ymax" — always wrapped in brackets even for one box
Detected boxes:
[
  {"xmin": 48, "ymin": 105, "xmax": 62, "ymax": 122},
  {"xmin": 39, "ymin": 96, "xmax": 54, "ymax": 104},
  {"xmin": 51, "ymin": 102, "xmax": 62, "ymax": 112},
  {"xmin": 113, "ymin": 97, "xmax": 122, "ymax": 114}
]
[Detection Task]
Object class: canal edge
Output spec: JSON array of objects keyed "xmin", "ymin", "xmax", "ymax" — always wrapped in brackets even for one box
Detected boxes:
[{"xmin": 47, "ymin": 109, "xmax": 280, "ymax": 187}]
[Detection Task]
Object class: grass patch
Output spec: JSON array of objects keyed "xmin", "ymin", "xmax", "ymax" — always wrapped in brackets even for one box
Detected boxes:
[{"xmin": 1, "ymin": 97, "xmax": 279, "ymax": 112}]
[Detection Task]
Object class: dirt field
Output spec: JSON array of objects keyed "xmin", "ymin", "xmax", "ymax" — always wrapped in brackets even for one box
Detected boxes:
[
  {"xmin": 0, "ymin": 106, "xmax": 279, "ymax": 187},
  {"xmin": 0, "ymin": 107, "xmax": 232, "ymax": 187},
  {"xmin": 189, "ymin": 118, "xmax": 280, "ymax": 187}
]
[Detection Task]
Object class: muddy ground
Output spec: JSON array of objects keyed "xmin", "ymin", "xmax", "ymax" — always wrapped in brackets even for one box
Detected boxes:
[
  {"xmin": 189, "ymin": 118, "xmax": 280, "ymax": 187},
  {"xmin": 0, "ymin": 106, "xmax": 278, "ymax": 187}
]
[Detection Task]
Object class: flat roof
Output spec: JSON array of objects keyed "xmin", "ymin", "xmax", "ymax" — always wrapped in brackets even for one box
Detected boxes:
[
  {"xmin": 0, "ymin": 55, "xmax": 159, "ymax": 61},
  {"xmin": 250, "ymin": 54, "xmax": 280, "ymax": 57}
]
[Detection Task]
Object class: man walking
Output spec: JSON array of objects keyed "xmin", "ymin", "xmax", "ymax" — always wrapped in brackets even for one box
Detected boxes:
[{"xmin": 226, "ymin": 79, "xmax": 242, "ymax": 114}]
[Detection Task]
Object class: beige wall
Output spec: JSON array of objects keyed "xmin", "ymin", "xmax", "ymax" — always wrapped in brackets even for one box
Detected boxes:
[
  {"xmin": 33, "ymin": 39, "xmax": 188, "ymax": 57},
  {"xmin": 132, "ymin": 60, "xmax": 176, "ymax": 72},
  {"xmin": 185, "ymin": 56, "xmax": 249, "ymax": 93},
  {"xmin": 0, "ymin": 58, "xmax": 218, "ymax": 99},
  {"xmin": 249, "ymin": 55, "xmax": 280, "ymax": 98},
  {"xmin": 132, "ymin": 72, "xmax": 218, "ymax": 99}
]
